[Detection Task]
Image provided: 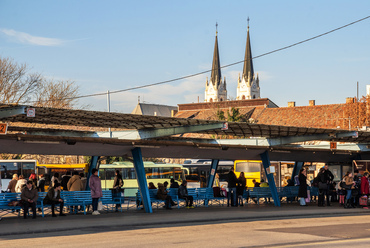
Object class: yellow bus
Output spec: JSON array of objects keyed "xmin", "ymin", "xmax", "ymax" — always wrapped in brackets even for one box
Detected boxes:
[
  {"xmin": 234, "ymin": 160, "xmax": 262, "ymax": 188},
  {"xmin": 37, "ymin": 163, "xmax": 88, "ymax": 187},
  {"xmin": 99, "ymin": 161, "xmax": 188, "ymax": 190}
]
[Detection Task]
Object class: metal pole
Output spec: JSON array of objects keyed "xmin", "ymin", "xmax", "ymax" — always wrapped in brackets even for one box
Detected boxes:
[{"xmin": 107, "ymin": 90, "xmax": 112, "ymax": 138}]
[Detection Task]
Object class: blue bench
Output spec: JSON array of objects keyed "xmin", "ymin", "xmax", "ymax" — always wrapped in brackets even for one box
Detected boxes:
[
  {"xmin": 101, "ymin": 190, "xmax": 125, "ymax": 212},
  {"xmin": 0, "ymin": 193, "xmax": 22, "ymax": 217}
]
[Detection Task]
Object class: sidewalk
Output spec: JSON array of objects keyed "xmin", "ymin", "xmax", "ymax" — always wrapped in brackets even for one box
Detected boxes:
[{"xmin": 1, "ymin": 202, "xmax": 369, "ymax": 236}]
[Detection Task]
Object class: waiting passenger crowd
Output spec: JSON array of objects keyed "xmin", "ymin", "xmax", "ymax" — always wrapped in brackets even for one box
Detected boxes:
[{"xmin": 4, "ymin": 168, "xmax": 121, "ymax": 219}]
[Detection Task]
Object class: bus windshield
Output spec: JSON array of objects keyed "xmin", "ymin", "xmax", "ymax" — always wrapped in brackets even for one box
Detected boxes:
[{"xmin": 235, "ymin": 161, "xmax": 261, "ymax": 173}]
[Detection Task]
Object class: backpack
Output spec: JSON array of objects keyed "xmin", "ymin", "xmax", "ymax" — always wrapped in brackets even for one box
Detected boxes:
[{"xmin": 294, "ymin": 175, "xmax": 300, "ymax": 186}]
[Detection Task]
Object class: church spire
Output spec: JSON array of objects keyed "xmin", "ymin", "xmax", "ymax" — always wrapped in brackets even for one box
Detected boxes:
[
  {"xmin": 210, "ymin": 22, "xmax": 221, "ymax": 87},
  {"xmin": 242, "ymin": 17, "xmax": 254, "ymax": 82}
]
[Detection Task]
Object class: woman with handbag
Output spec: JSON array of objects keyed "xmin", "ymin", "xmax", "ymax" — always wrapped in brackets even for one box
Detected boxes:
[{"xmin": 342, "ymin": 171, "xmax": 356, "ymax": 209}]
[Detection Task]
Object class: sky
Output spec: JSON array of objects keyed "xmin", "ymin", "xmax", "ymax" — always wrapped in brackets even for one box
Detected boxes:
[{"xmin": 0, "ymin": 1, "xmax": 369, "ymax": 113}]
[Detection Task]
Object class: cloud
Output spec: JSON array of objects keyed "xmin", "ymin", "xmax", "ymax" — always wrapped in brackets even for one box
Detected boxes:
[{"xmin": 0, "ymin": 28, "xmax": 65, "ymax": 46}]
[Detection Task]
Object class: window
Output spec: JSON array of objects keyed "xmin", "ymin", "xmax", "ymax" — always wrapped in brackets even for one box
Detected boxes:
[
  {"xmin": 235, "ymin": 162, "xmax": 260, "ymax": 173},
  {"xmin": 122, "ymin": 168, "xmax": 136, "ymax": 179},
  {"xmin": 0, "ymin": 162, "xmax": 20, "ymax": 179}
]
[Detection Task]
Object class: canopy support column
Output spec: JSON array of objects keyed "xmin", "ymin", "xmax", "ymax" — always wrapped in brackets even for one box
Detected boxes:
[
  {"xmin": 260, "ymin": 151, "xmax": 281, "ymax": 207},
  {"xmin": 86, "ymin": 156, "xmax": 99, "ymax": 191},
  {"xmin": 291, "ymin": 162, "xmax": 304, "ymax": 184},
  {"xmin": 207, "ymin": 159, "xmax": 219, "ymax": 188},
  {"xmin": 132, "ymin": 147, "xmax": 152, "ymax": 213}
]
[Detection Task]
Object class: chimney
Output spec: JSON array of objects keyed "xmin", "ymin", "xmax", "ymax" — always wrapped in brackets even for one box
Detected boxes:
[
  {"xmin": 288, "ymin": 101, "xmax": 296, "ymax": 107},
  {"xmin": 346, "ymin": 97, "xmax": 355, "ymax": 104},
  {"xmin": 171, "ymin": 109, "xmax": 178, "ymax": 117},
  {"xmin": 309, "ymin": 100, "xmax": 315, "ymax": 106}
]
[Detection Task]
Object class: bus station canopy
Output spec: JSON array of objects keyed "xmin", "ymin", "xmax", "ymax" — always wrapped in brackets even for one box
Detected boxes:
[{"xmin": 0, "ymin": 104, "xmax": 370, "ymax": 162}]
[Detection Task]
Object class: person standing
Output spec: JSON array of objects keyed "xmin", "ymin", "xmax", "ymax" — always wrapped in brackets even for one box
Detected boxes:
[
  {"xmin": 323, "ymin": 165, "xmax": 334, "ymax": 206},
  {"xmin": 227, "ymin": 168, "xmax": 238, "ymax": 207},
  {"xmin": 67, "ymin": 171, "xmax": 84, "ymax": 191},
  {"xmin": 343, "ymin": 172, "xmax": 356, "ymax": 208},
  {"xmin": 317, "ymin": 168, "xmax": 326, "ymax": 207},
  {"xmin": 21, "ymin": 180, "xmax": 39, "ymax": 219},
  {"xmin": 51, "ymin": 173, "xmax": 60, "ymax": 187},
  {"xmin": 237, "ymin": 172, "xmax": 246, "ymax": 206},
  {"xmin": 61, "ymin": 171, "xmax": 72, "ymax": 191},
  {"xmin": 43, "ymin": 183, "xmax": 66, "ymax": 217},
  {"xmin": 298, "ymin": 169, "xmax": 308, "ymax": 206},
  {"xmin": 361, "ymin": 172, "xmax": 369, "ymax": 196},
  {"xmin": 7, "ymin": 174, "xmax": 18, "ymax": 192},
  {"xmin": 37, "ymin": 174, "xmax": 46, "ymax": 192},
  {"xmin": 15, "ymin": 175, "xmax": 27, "ymax": 193},
  {"xmin": 113, "ymin": 170, "xmax": 123, "ymax": 212},
  {"xmin": 89, "ymin": 168, "xmax": 102, "ymax": 215}
]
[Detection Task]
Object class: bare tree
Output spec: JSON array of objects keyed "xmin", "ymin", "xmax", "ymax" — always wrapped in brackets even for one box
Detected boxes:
[
  {"xmin": 0, "ymin": 57, "xmax": 42, "ymax": 104},
  {"xmin": 34, "ymin": 79, "xmax": 80, "ymax": 109}
]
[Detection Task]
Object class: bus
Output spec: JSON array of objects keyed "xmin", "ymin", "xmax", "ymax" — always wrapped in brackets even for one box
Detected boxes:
[
  {"xmin": 182, "ymin": 159, "xmax": 234, "ymax": 188},
  {"xmin": 37, "ymin": 163, "xmax": 89, "ymax": 187},
  {"xmin": 99, "ymin": 161, "xmax": 188, "ymax": 191},
  {"xmin": 234, "ymin": 160, "xmax": 296, "ymax": 187},
  {"xmin": 234, "ymin": 160, "xmax": 261, "ymax": 187},
  {"xmin": 0, "ymin": 159, "xmax": 37, "ymax": 191}
]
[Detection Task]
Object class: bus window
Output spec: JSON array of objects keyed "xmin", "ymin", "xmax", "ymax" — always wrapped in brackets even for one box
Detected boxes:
[
  {"xmin": 0, "ymin": 162, "xmax": 20, "ymax": 180},
  {"xmin": 122, "ymin": 168, "xmax": 136, "ymax": 179},
  {"xmin": 22, "ymin": 162, "xmax": 36, "ymax": 179},
  {"xmin": 235, "ymin": 161, "xmax": 260, "ymax": 173},
  {"xmin": 105, "ymin": 169, "xmax": 115, "ymax": 180},
  {"xmin": 185, "ymin": 167, "xmax": 200, "ymax": 182}
]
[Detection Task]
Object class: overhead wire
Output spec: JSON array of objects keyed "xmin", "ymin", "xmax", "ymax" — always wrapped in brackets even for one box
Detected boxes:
[{"xmin": 25, "ymin": 15, "xmax": 370, "ymax": 104}]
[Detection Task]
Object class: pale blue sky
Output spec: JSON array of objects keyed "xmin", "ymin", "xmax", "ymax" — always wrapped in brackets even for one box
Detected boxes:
[{"xmin": 0, "ymin": 1, "xmax": 369, "ymax": 113}]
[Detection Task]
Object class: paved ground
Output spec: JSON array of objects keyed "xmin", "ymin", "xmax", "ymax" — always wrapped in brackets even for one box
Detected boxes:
[{"xmin": 1, "ymin": 201, "xmax": 369, "ymax": 237}]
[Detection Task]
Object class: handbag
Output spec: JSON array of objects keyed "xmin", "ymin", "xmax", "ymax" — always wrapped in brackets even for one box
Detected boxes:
[
  {"xmin": 360, "ymin": 196, "xmax": 368, "ymax": 206},
  {"xmin": 98, "ymin": 201, "xmax": 103, "ymax": 211},
  {"xmin": 318, "ymin": 182, "xmax": 328, "ymax": 190},
  {"xmin": 340, "ymin": 181, "xmax": 352, "ymax": 190},
  {"xmin": 305, "ymin": 190, "xmax": 311, "ymax": 203}
]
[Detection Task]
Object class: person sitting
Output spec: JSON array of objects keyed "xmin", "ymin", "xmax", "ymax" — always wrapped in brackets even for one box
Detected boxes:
[
  {"xmin": 7, "ymin": 174, "xmax": 18, "ymax": 193},
  {"xmin": 21, "ymin": 180, "xmax": 39, "ymax": 219},
  {"xmin": 170, "ymin": 178, "xmax": 179, "ymax": 188},
  {"xmin": 148, "ymin": 182, "xmax": 157, "ymax": 189},
  {"xmin": 157, "ymin": 183, "xmax": 173, "ymax": 210},
  {"xmin": 178, "ymin": 180, "xmax": 194, "ymax": 208},
  {"xmin": 43, "ymin": 183, "xmax": 66, "ymax": 217},
  {"xmin": 252, "ymin": 179, "xmax": 260, "ymax": 187}
]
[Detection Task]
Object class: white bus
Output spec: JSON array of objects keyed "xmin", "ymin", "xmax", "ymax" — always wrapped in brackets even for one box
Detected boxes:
[{"xmin": 0, "ymin": 159, "xmax": 37, "ymax": 191}]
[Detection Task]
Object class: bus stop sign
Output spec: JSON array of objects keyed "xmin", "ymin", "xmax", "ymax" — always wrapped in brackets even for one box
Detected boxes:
[{"xmin": 0, "ymin": 123, "xmax": 8, "ymax": 135}]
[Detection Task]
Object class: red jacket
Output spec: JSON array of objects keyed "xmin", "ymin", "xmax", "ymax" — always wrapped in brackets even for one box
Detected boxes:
[{"xmin": 360, "ymin": 176, "xmax": 369, "ymax": 195}]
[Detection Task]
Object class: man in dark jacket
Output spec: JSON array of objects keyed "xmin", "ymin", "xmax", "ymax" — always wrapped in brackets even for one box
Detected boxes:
[
  {"xmin": 43, "ymin": 183, "xmax": 66, "ymax": 217},
  {"xmin": 170, "ymin": 178, "xmax": 179, "ymax": 188},
  {"xmin": 227, "ymin": 168, "xmax": 238, "ymax": 207},
  {"xmin": 323, "ymin": 165, "xmax": 334, "ymax": 206},
  {"xmin": 21, "ymin": 180, "xmax": 39, "ymax": 219},
  {"xmin": 61, "ymin": 171, "xmax": 72, "ymax": 191},
  {"xmin": 178, "ymin": 180, "xmax": 193, "ymax": 208}
]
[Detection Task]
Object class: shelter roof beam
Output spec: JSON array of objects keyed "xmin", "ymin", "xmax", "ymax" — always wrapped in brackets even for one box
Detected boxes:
[{"xmin": 268, "ymin": 131, "xmax": 358, "ymax": 146}]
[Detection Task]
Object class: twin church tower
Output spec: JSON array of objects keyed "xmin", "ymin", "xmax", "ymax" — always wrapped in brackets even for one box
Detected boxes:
[{"xmin": 204, "ymin": 21, "xmax": 260, "ymax": 102}]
